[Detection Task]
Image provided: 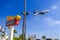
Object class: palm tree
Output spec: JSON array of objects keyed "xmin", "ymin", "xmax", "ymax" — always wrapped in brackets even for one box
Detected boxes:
[
  {"xmin": 19, "ymin": 34, "xmax": 22, "ymax": 40},
  {"xmin": 1, "ymin": 33, "xmax": 5, "ymax": 38},
  {"xmin": 19, "ymin": 34, "xmax": 27, "ymax": 40},
  {"xmin": 14, "ymin": 29, "xmax": 17, "ymax": 37}
]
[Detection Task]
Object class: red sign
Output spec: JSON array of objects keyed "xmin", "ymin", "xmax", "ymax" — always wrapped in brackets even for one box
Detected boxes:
[
  {"xmin": 6, "ymin": 15, "xmax": 21, "ymax": 26},
  {"xmin": 6, "ymin": 18, "xmax": 20, "ymax": 26},
  {"xmin": 14, "ymin": 20, "xmax": 19, "ymax": 25}
]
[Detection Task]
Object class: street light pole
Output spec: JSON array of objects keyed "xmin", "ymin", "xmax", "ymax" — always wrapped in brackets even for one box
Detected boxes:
[
  {"xmin": 22, "ymin": 0, "xmax": 26, "ymax": 40},
  {"xmin": 22, "ymin": 0, "xmax": 49, "ymax": 40}
]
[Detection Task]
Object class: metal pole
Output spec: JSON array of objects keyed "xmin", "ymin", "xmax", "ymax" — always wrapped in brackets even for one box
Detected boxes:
[{"xmin": 22, "ymin": 0, "xmax": 26, "ymax": 40}]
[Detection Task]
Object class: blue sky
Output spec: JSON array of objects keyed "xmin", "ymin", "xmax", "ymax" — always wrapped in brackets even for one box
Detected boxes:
[{"xmin": 0, "ymin": 0, "xmax": 60, "ymax": 39}]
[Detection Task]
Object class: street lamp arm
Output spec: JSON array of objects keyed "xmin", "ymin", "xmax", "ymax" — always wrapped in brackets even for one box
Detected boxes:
[{"xmin": 21, "ymin": 12, "xmax": 30, "ymax": 15}]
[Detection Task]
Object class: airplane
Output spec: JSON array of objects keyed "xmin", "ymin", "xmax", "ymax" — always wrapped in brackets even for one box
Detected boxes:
[{"xmin": 33, "ymin": 10, "xmax": 50, "ymax": 15}]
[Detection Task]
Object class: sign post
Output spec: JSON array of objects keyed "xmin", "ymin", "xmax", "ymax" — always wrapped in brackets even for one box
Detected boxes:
[
  {"xmin": 6, "ymin": 15, "xmax": 21, "ymax": 40},
  {"xmin": 8, "ymin": 26, "xmax": 14, "ymax": 40}
]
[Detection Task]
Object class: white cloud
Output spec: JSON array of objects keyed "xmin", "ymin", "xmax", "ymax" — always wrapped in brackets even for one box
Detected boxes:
[
  {"xmin": 51, "ymin": 5, "xmax": 58, "ymax": 11},
  {"xmin": 52, "ymin": 5, "xmax": 57, "ymax": 10},
  {"xmin": 51, "ymin": 21, "xmax": 60, "ymax": 26},
  {"xmin": 43, "ymin": 17, "xmax": 60, "ymax": 26},
  {"xmin": 50, "ymin": 1, "xmax": 60, "ymax": 10}
]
